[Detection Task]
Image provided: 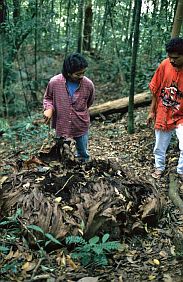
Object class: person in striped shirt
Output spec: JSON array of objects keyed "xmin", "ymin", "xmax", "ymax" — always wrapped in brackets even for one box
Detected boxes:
[{"xmin": 43, "ymin": 53, "xmax": 95, "ymax": 162}]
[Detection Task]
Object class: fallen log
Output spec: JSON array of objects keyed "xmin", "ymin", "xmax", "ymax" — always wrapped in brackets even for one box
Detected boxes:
[{"xmin": 90, "ymin": 91, "xmax": 151, "ymax": 118}]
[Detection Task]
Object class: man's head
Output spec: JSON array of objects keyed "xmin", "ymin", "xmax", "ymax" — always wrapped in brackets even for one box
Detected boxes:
[
  {"xmin": 166, "ymin": 37, "xmax": 183, "ymax": 69},
  {"xmin": 62, "ymin": 53, "xmax": 88, "ymax": 81}
]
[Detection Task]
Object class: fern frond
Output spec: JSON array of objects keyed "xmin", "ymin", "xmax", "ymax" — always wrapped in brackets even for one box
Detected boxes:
[
  {"xmin": 81, "ymin": 244, "xmax": 92, "ymax": 253},
  {"xmin": 66, "ymin": 235, "xmax": 122, "ymax": 268},
  {"xmin": 93, "ymin": 254, "xmax": 108, "ymax": 266},
  {"xmin": 102, "ymin": 241, "xmax": 121, "ymax": 251},
  {"xmin": 65, "ymin": 236, "xmax": 86, "ymax": 245},
  {"xmin": 80, "ymin": 253, "xmax": 92, "ymax": 266},
  {"xmin": 71, "ymin": 252, "xmax": 83, "ymax": 259},
  {"xmin": 92, "ymin": 244, "xmax": 103, "ymax": 255}
]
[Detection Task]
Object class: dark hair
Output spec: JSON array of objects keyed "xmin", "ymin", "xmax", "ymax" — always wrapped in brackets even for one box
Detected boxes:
[
  {"xmin": 166, "ymin": 37, "xmax": 183, "ymax": 55},
  {"xmin": 62, "ymin": 53, "xmax": 88, "ymax": 79}
]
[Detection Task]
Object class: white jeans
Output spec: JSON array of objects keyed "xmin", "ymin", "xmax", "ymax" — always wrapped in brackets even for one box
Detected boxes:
[{"xmin": 154, "ymin": 126, "xmax": 183, "ymax": 174}]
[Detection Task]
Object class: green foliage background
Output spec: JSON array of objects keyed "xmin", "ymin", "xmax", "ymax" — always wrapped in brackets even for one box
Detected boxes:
[{"xmin": 0, "ymin": 0, "xmax": 183, "ymax": 117}]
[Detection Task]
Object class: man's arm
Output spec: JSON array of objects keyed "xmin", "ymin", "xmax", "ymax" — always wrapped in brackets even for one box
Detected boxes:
[
  {"xmin": 43, "ymin": 81, "xmax": 54, "ymax": 124},
  {"xmin": 146, "ymin": 93, "xmax": 157, "ymax": 126}
]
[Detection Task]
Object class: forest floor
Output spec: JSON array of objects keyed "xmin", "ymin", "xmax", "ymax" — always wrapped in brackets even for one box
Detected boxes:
[
  {"xmin": 1, "ymin": 105, "xmax": 183, "ymax": 282},
  {"xmin": 88, "ymin": 108, "xmax": 183, "ymax": 282}
]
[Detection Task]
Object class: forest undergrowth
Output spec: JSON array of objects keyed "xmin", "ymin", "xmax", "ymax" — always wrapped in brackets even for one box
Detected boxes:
[{"xmin": 1, "ymin": 107, "xmax": 183, "ymax": 282}]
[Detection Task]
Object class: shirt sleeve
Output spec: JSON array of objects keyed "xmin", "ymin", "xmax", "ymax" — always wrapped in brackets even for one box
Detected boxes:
[
  {"xmin": 43, "ymin": 81, "xmax": 55, "ymax": 111},
  {"xmin": 149, "ymin": 62, "xmax": 164, "ymax": 96},
  {"xmin": 87, "ymin": 81, "xmax": 95, "ymax": 108}
]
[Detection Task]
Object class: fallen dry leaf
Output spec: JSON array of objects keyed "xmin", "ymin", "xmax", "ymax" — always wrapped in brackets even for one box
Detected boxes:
[{"xmin": 77, "ymin": 277, "xmax": 99, "ymax": 282}]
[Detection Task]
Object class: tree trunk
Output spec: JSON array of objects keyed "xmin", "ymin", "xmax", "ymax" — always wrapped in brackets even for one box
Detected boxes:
[
  {"xmin": 99, "ymin": 0, "xmax": 109, "ymax": 53},
  {"xmin": 77, "ymin": 0, "xmax": 85, "ymax": 53},
  {"xmin": 124, "ymin": 0, "xmax": 132, "ymax": 43},
  {"xmin": 0, "ymin": 0, "xmax": 6, "ymax": 116},
  {"xmin": 128, "ymin": 0, "xmax": 137, "ymax": 53},
  {"xmin": 13, "ymin": 0, "xmax": 20, "ymax": 25},
  {"xmin": 171, "ymin": 0, "xmax": 183, "ymax": 38},
  {"xmin": 33, "ymin": 0, "xmax": 39, "ymax": 105},
  {"xmin": 89, "ymin": 92, "xmax": 151, "ymax": 118},
  {"xmin": 65, "ymin": 0, "xmax": 71, "ymax": 56},
  {"xmin": 0, "ymin": 33, "xmax": 4, "ymax": 116},
  {"xmin": 83, "ymin": 1, "xmax": 93, "ymax": 51},
  {"xmin": 128, "ymin": 0, "xmax": 142, "ymax": 134}
]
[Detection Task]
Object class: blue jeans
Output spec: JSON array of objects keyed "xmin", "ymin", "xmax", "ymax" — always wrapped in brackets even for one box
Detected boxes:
[
  {"xmin": 154, "ymin": 126, "xmax": 183, "ymax": 174},
  {"xmin": 74, "ymin": 132, "xmax": 89, "ymax": 161}
]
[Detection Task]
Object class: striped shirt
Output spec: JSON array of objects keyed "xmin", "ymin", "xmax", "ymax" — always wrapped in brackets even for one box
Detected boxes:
[{"xmin": 43, "ymin": 74, "xmax": 95, "ymax": 138}]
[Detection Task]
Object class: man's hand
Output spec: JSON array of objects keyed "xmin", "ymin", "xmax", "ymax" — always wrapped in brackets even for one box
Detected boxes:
[
  {"xmin": 43, "ymin": 109, "xmax": 53, "ymax": 124},
  {"xmin": 146, "ymin": 112, "xmax": 155, "ymax": 127}
]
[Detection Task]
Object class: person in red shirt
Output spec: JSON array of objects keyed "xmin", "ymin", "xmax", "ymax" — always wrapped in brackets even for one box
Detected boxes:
[
  {"xmin": 43, "ymin": 53, "xmax": 95, "ymax": 162},
  {"xmin": 147, "ymin": 37, "xmax": 183, "ymax": 179}
]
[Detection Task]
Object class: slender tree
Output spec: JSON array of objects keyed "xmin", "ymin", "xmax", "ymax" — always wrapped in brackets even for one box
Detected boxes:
[
  {"xmin": 77, "ymin": 0, "xmax": 85, "ymax": 53},
  {"xmin": 83, "ymin": 0, "xmax": 93, "ymax": 51},
  {"xmin": 171, "ymin": 0, "xmax": 183, "ymax": 37},
  {"xmin": 124, "ymin": 0, "xmax": 133, "ymax": 44},
  {"xmin": 99, "ymin": 0, "xmax": 110, "ymax": 53},
  {"xmin": 33, "ymin": 0, "xmax": 39, "ymax": 105},
  {"xmin": 0, "ymin": 0, "xmax": 6, "ymax": 116},
  {"xmin": 128, "ymin": 0, "xmax": 142, "ymax": 134},
  {"xmin": 128, "ymin": 0, "xmax": 137, "ymax": 53},
  {"xmin": 65, "ymin": 0, "xmax": 71, "ymax": 56},
  {"xmin": 13, "ymin": 0, "xmax": 20, "ymax": 25}
]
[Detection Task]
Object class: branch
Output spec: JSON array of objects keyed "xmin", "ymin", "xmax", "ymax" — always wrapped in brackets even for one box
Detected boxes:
[{"xmin": 169, "ymin": 174, "xmax": 183, "ymax": 214}]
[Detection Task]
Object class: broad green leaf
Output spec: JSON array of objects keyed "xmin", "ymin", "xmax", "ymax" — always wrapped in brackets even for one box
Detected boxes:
[
  {"xmin": 102, "ymin": 233, "xmax": 110, "ymax": 243},
  {"xmin": 45, "ymin": 233, "xmax": 61, "ymax": 245},
  {"xmin": 27, "ymin": 224, "xmax": 44, "ymax": 234},
  {"xmin": 89, "ymin": 236, "xmax": 100, "ymax": 245}
]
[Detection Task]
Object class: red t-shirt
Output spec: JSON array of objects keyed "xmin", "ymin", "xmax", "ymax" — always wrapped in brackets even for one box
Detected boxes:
[{"xmin": 149, "ymin": 58, "xmax": 183, "ymax": 130}]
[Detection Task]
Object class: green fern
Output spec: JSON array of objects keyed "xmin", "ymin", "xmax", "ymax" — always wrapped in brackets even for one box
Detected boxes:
[
  {"xmin": 93, "ymin": 254, "xmax": 108, "ymax": 266},
  {"xmin": 65, "ymin": 233, "xmax": 123, "ymax": 267},
  {"xmin": 102, "ymin": 241, "xmax": 122, "ymax": 251},
  {"xmin": 65, "ymin": 235, "xmax": 86, "ymax": 245}
]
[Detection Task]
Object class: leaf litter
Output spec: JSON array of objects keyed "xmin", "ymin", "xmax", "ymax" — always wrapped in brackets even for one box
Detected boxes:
[{"xmin": 0, "ymin": 107, "xmax": 183, "ymax": 281}]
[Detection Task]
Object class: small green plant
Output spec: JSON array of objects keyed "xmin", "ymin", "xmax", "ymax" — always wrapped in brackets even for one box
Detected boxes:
[
  {"xmin": 66, "ymin": 233, "xmax": 123, "ymax": 267},
  {"xmin": 0, "ymin": 209, "xmax": 62, "ymax": 275},
  {"xmin": 27, "ymin": 224, "xmax": 61, "ymax": 248},
  {"xmin": 0, "ymin": 209, "xmax": 24, "ymax": 274},
  {"xmin": 0, "ymin": 209, "xmax": 61, "ymax": 254}
]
